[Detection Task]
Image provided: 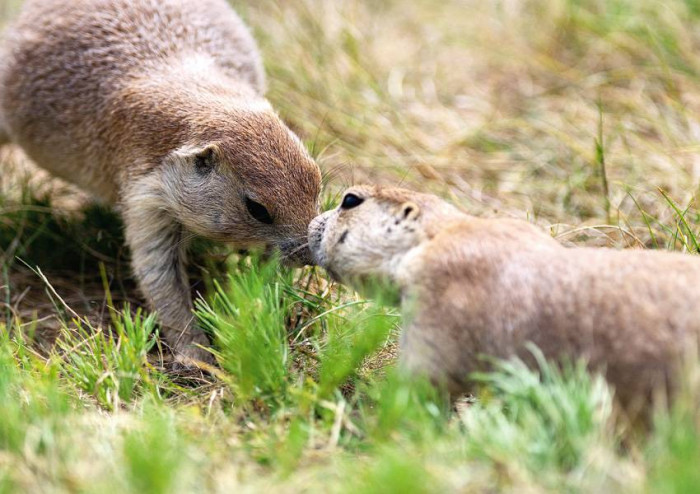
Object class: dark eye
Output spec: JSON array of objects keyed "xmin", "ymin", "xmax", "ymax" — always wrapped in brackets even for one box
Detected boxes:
[
  {"xmin": 195, "ymin": 148, "xmax": 215, "ymax": 175},
  {"xmin": 340, "ymin": 193, "xmax": 364, "ymax": 210},
  {"xmin": 246, "ymin": 198, "xmax": 273, "ymax": 225}
]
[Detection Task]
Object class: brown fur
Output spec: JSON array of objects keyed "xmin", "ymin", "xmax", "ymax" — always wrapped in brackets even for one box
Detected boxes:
[
  {"xmin": 0, "ymin": 0, "xmax": 322, "ymax": 364},
  {"xmin": 309, "ymin": 185, "xmax": 700, "ymax": 411}
]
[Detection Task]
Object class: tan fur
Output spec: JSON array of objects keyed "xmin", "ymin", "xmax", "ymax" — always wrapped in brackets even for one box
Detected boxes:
[
  {"xmin": 309, "ymin": 185, "xmax": 700, "ymax": 410},
  {"xmin": 0, "ymin": 0, "xmax": 322, "ymax": 364}
]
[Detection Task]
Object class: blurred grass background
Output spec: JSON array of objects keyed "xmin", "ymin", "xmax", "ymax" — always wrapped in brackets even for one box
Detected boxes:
[{"xmin": 1, "ymin": 0, "xmax": 700, "ymax": 491}]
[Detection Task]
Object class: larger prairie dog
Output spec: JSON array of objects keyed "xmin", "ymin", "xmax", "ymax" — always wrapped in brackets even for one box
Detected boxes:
[
  {"xmin": 309, "ymin": 185, "xmax": 700, "ymax": 409},
  {"xmin": 0, "ymin": 0, "xmax": 321, "ymax": 364}
]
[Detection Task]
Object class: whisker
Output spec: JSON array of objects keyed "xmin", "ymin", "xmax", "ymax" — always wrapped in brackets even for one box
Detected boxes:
[
  {"xmin": 273, "ymin": 223, "xmax": 320, "ymax": 228},
  {"xmin": 286, "ymin": 234, "xmax": 311, "ymax": 241},
  {"xmin": 286, "ymin": 242, "xmax": 309, "ymax": 257},
  {"xmin": 175, "ymin": 232, "xmax": 199, "ymax": 249}
]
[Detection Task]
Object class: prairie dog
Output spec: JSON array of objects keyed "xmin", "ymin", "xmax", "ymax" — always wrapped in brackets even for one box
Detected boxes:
[
  {"xmin": 309, "ymin": 185, "xmax": 700, "ymax": 409},
  {"xmin": 0, "ymin": 0, "xmax": 321, "ymax": 364}
]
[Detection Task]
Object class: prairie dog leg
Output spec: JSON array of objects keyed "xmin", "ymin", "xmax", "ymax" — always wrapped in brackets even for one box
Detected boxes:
[
  {"xmin": 123, "ymin": 176, "xmax": 212, "ymax": 365},
  {"xmin": 399, "ymin": 322, "xmax": 468, "ymax": 395}
]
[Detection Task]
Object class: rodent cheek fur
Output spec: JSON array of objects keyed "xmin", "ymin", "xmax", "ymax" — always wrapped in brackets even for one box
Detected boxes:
[
  {"xmin": 315, "ymin": 201, "xmax": 423, "ymax": 285},
  {"xmin": 160, "ymin": 155, "xmax": 252, "ymax": 242}
]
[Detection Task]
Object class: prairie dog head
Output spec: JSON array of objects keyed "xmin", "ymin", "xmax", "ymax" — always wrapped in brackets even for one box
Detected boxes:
[
  {"xmin": 309, "ymin": 185, "xmax": 464, "ymax": 287},
  {"xmin": 161, "ymin": 109, "xmax": 321, "ymax": 264}
]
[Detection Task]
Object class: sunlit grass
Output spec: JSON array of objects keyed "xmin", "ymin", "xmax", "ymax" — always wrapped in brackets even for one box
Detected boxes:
[{"xmin": 55, "ymin": 306, "xmax": 159, "ymax": 410}]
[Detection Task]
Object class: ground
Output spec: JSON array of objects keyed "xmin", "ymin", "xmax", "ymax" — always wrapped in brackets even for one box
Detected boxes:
[{"xmin": 1, "ymin": 0, "xmax": 700, "ymax": 492}]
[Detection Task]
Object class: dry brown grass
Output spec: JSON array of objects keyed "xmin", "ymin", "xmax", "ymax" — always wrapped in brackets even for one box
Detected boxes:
[{"xmin": 249, "ymin": 0, "xmax": 699, "ymax": 247}]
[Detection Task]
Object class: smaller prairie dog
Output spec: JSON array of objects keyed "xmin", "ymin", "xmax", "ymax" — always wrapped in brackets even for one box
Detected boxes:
[{"xmin": 308, "ymin": 185, "xmax": 700, "ymax": 409}]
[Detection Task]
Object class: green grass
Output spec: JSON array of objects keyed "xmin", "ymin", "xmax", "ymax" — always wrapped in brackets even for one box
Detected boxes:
[
  {"xmin": 2, "ymin": 0, "xmax": 700, "ymax": 491},
  {"xmin": 1, "ymin": 250, "xmax": 698, "ymax": 491},
  {"xmin": 55, "ymin": 305, "xmax": 159, "ymax": 410}
]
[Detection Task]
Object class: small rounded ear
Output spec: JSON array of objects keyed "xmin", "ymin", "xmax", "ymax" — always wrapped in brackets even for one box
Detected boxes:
[
  {"xmin": 399, "ymin": 201, "xmax": 420, "ymax": 221},
  {"xmin": 194, "ymin": 145, "xmax": 217, "ymax": 175}
]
